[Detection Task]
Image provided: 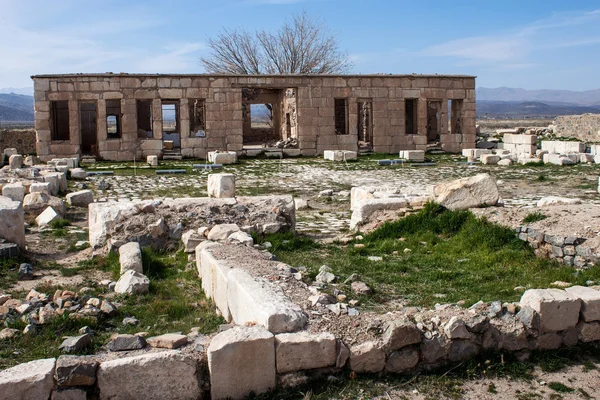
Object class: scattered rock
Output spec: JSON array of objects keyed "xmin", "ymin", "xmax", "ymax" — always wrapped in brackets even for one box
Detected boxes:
[
  {"xmin": 351, "ymin": 281, "xmax": 372, "ymax": 295},
  {"xmin": 59, "ymin": 334, "xmax": 92, "ymax": 353},
  {"xmin": 114, "ymin": 270, "xmax": 150, "ymax": 295},
  {"xmin": 18, "ymin": 263, "xmax": 34, "ymax": 280},
  {"xmin": 146, "ymin": 333, "xmax": 188, "ymax": 349},
  {"xmin": 107, "ymin": 334, "xmax": 147, "ymax": 351},
  {"xmin": 55, "ymin": 355, "xmax": 98, "ymax": 386}
]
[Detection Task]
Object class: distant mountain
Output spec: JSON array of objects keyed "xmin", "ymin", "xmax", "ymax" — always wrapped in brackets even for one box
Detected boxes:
[
  {"xmin": 476, "ymin": 100, "xmax": 600, "ymax": 118},
  {"xmin": 0, "ymin": 87, "xmax": 33, "ymax": 96},
  {"xmin": 0, "ymin": 93, "xmax": 34, "ymax": 122},
  {"xmin": 477, "ymin": 87, "xmax": 600, "ymax": 106}
]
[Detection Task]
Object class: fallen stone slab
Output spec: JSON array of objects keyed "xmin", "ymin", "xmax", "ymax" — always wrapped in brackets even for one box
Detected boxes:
[
  {"xmin": 208, "ymin": 326, "xmax": 276, "ymax": 400},
  {"xmin": 114, "ymin": 270, "xmax": 150, "ymax": 295},
  {"xmin": 30, "ymin": 182, "xmax": 52, "ymax": 194},
  {"xmin": 107, "ymin": 334, "xmax": 147, "ymax": 351},
  {"xmin": 69, "ymin": 168, "xmax": 87, "ymax": 180},
  {"xmin": 0, "ymin": 358, "xmax": 56, "ymax": 400},
  {"xmin": 59, "ymin": 334, "xmax": 92, "ymax": 353},
  {"xmin": 537, "ymin": 196, "xmax": 582, "ymax": 207},
  {"xmin": 8, "ymin": 154, "xmax": 23, "ymax": 169},
  {"xmin": 96, "ymin": 351, "xmax": 202, "ymax": 400},
  {"xmin": 275, "ymin": 332, "xmax": 337, "ymax": 374},
  {"xmin": 36, "ymin": 206, "xmax": 61, "ymax": 227},
  {"xmin": 55, "ymin": 355, "xmax": 98, "ymax": 387},
  {"xmin": 481, "ymin": 154, "xmax": 501, "ymax": 165},
  {"xmin": 207, "ymin": 173, "xmax": 235, "ymax": 198},
  {"xmin": 350, "ymin": 198, "xmax": 408, "ymax": 230},
  {"xmin": 119, "ymin": 242, "xmax": 143, "ymax": 274},
  {"xmin": 208, "ymin": 151, "xmax": 237, "ymax": 164},
  {"xmin": 565, "ymin": 286, "xmax": 600, "ymax": 322},
  {"xmin": 146, "ymin": 333, "xmax": 188, "ymax": 349},
  {"xmin": 0, "ymin": 196, "xmax": 25, "ymax": 248},
  {"xmin": 399, "ymin": 150, "xmax": 425, "ymax": 162},
  {"xmin": 432, "ymin": 173, "xmax": 499, "ymax": 210},
  {"xmin": 146, "ymin": 155, "xmax": 158, "ymax": 167},
  {"xmin": 324, "ymin": 150, "xmax": 358, "ymax": 161},
  {"xmin": 520, "ymin": 289, "xmax": 581, "ymax": 332},
  {"xmin": 66, "ymin": 190, "xmax": 94, "ymax": 207}
]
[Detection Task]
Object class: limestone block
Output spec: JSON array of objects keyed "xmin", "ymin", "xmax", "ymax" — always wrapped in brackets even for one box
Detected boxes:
[
  {"xmin": 275, "ymin": 332, "xmax": 337, "ymax": 373},
  {"xmin": 114, "ymin": 270, "xmax": 150, "ymax": 295},
  {"xmin": 227, "ymin": 268, "xmax": 307, "ymax": 333},
  {"xmin": 324, "ymin": 150, "xmax": 358, "ymax": 161},
  {"xmin": 119, "ymin": 242, "xmax": 143, "ymax": 274},
  {"xmin": 565, "ymin": 286, "xmax": 600, "ymax": 322},
  {"xmin": 23, "ymin": 193, "xmax": 65, "ymax": 216},
  {"xmin": 207, "ymin": 223, "xmax": 240, "ymax": 241},
  {"xmin": 88, "ymin": 201, "xmax": 136, "ymax": 248},
  {"xmin": 481, "ymin": 154, "xmax": 501, "ymax": 165},
  {"xmin": 520, "ymin": 289, "xmax": 581, "ymax": 332},
  {"xmin": 381, "ymin": 320, "xmax": 422, "ymax": 351},
  {"xmin": 578, "ymin": 321, "xmax": 600, "ymax": 342},
  {"xmin": 208, "ymin": 326, "xmax": 276, "ymax": 400},
  {"xmin": 0, "ymin": 358, "xmax": 56, "ymax": 400},
  {"xmin": 3, "ymin": 148, "xmax": 18, "ymax": 157},
  {"xmin": 147, "ymin": 155, "xmax": 158, "ymax": 167},
  {"xmin": 208, "ymin": 151, "xmax": 237, "ymax": 164},
  {"xmin": 0, "ymin": 196, "xmax": 25, "ymax": 248},
  {"xmin": 504, "ymin": 134, "xmax": 537, "ymax": 145},
  {"xmin": 198, "ymin": 245, "xmax": 232, "ymax": 321},
  {"xmin": 66, "ymin": 190, "xmax": 94, "ymax": 207},
  {"xmin": 96, "ymin": 351, "xmax": 201, "ymax": 400},
  {"xmin": 349, "ymin": 341, "xmax": 386, "ymax": 373},
  {"xmin": 51, "ymin": 388, "xmax": 87, "ymax": 400},
  {"xmin": 461, "ymin": 148, "xmax": 491, "ymax": 159},
  {"xmin": 146, "ymin": 333, "xmax": 188, "ymax": 349},
  {"xmin": 350, "ymin": 198, "xmax": 409, "ymax": 230},
  {"xmin": 182, "ymin": 230, "xmax": 204, "ymax": 252},
  {"xmin": 385, "ymin": 347, "xmax": 420, "ymax": 373},
  {"xmin": 2, "ymin": 183, "xmax": 25, "ymax": 202},
  {"xmin": 8, "ymin": 154, "xmax": 23, "ymax": 169},
  {"xmin": 432, "ymin": 173, "xmax": 498, "ymax": 210},
  {"xmin": 55, "ymin": 355, "xmax": 98, "ymax": 387},
  {"xmin": 36, "ymin": 206, "xmax": 60, "ymax": 227},
  {"xmin": 69, "ymin": 168, "xmax": 87, "ymax": 180},
  {"xmin": 399, "ymin": 150, "xmax": 425, "ymax": 162},
  {"xmin": 537, "ymin": 196, "xmax": 581, "ymax": 207},
  {"xmin": 30, "ymin": 182, "xmax": 52, "ymax": 194},
  {"xmin": 207, "ymin": 173, "xmax": 236, "ymax": 198},
  {"xmin": 228, "ymin": 231, "xmax": 254, "ymax": 246}
]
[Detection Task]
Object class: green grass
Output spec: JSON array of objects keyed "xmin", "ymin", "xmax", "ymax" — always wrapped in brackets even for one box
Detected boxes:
[
  {"xmin": 522, "ymin": 212, "xmax": 547, "ymax": 224},
  {"xmin": 0, "ymin": 255, "xmax": 31, "ymax": 291},
  {"xmin": 548, "ymin": 382, "xmax": 574, "ymax": 393},
  {"xmin": 0, "ymin": 249, "xmax": 223, "ymax": 370},
  {"xmin": 50, "ymin": 219, "xmax": 70, "ymax": 229},
  {"xmin": 267, "ymin": 203, "xmax": 600, "ymax": 307}
]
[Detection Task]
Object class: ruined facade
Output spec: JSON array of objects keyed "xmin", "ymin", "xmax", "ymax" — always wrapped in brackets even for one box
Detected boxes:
[{"xmin": 31, "ymin": 74, "xmax": 476, "ymax": 161}]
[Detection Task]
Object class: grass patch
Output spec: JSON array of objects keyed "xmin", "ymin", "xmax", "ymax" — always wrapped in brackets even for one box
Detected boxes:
[
  {"xmin": 50, "ymin": 218, "xmax": 70, "ymax": 229},
  {"xmin": 268, "ymin": 203, "xmax": 600, "ymax": 307},
  {"xmin": 522, "ymin": 212, "xmax": 547, "ymax": 224},
  {"xmin": 548, "ymin": 382, "xmax": 574, "ymax": 393}
]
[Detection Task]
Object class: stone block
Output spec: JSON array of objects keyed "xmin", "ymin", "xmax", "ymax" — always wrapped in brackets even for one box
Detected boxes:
[
  {"xmin": 385, "ymin": 347, "xmax": 420, "ymax": 373},
  {"xmin": 275, "ymin": 332, "xmax": 337, "ymax": 374},
  {"xmin": 36, "ymin": 206, "xmax": 60, "ymax": 227},
  {"xmin": 66, "ymin": 190, "xmax": 94, "ymax": 207},
  {"xmin": 207, "ymin": 173, "xmax": 236, "ymax": 198},
  {"xmin": 146, "ymin": 333, "xmax": 188, "ymax": 349},
  {"xmin": 55, "ymin": 355, "xmax": 98, "ymax": 387},
  {"xmin": 399, "ymin": 150, "xmax": 425, "ymax": 162},
  {"xmin": 481, "ymin": 154, "xmax": 501, "ymax": 165},
  {"xmin": 0, "ymin": 358, "xmax": 55, "ymax": 400},
  {"xmin": 30, "ymin": 182, "xmax": 52, "ymax": 194},
  {"xmin": 207, "ymin": 223, "xmax": 240, "ymax": 241},
  {"xmin": 227, "ymin": 268, "xmax": 307, "ymax": 333},
  {"xmin": 8, "ymin": 154, "xmax": 23, "ymax": 169},
  {"xmin": 114, "ymin": 270, "xmax": 150, "ymax": 295},
  {"xmin": 208, "ymin": 326, "xmax": 276, "ymax": 400},
  {"xmin": 51, "ymin": 388, "xmax": 87, "ymax": 400},
  {"xmin": 349, "ymin": 341, "xmax": 386, "ymax": 373},
  {"xmin": 323, "ymin": 150, "xmax": 358, "ymax": 161},
  {"xmin": 350, "ymin": 198, "xmax": 409, "ymax": 230},
  {"xmin": 0, "ymin": 196, "xmax": 25, "ymax": 248},
  {"xmin": 69, "ymin": 168, "xmax": 87, "ymax": 180},
  {"xmin": 520, "ymin": 289, "xmax": 581, "ymax": 332},
  {"xmin": 208, "ymin": 151, "xmax": 237, "ymax": 164},
  {"xmin": 578, "ymin": 321, "xmax": 600, "ymax": 342},
  {"xmin": 2, "ymin": 183, "xmax": 25, "ymax": 202},
  {"xmin": 119, "ymin": 242, "xmax": 143, "ymax": 274},
  {"xmin": 381, "ymin": 320, "xmax": 422, "ymax": 351},
  {"xmin": 432, "ymin": 173, "xmax": 499, "ymax": 211},
  {"xmin": 147, "ymin": 155, "xmax": 158, "ymax": 167},
  {"xmin": 565, "ymin": 286, "xmax": 600, "ymax": 322},
  {"xmin": 97, "ymin": 351, "xmax": 201, "ymax": 400},
  {"xmin": 461, "ymin": 148, "xmax": 491, "ymax": 159}
]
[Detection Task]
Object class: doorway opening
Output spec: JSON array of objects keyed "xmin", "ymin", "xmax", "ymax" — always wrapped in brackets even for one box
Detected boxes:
[
  {"xmin": 80, "ymin": 102, "xmax": 97, "ymax": 156},
  {"xmin": 449, "ymin": 99, "xmax": 463, "ymax": 135},
  {"xmin": 357, "ymin": 99, "xmax": 373, "ymax": 150},
  {"xmin": 426, "ymin": 100, "xmax": 442, "ymax": 144}
]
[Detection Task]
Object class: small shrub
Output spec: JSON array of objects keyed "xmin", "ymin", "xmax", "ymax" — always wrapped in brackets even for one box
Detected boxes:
[
  {"xmin": 523, "ymin": 212, "xmax": 547, "ymax": 224},
  {"xmin": 536, "ymin": 174, "xmax": 547, "ymax": 182},
  {"xmin": 548, "ymin": 382, "xmax": 574, "ymax": 393},
  {"xmin": 50, "ymin": 219, "xmax": 70, "ymax": 229}
]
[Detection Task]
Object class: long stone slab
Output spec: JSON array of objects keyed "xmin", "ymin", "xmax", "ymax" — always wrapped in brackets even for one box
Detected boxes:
[
  {"xmin": 0, "ymin": 358, "xmax": 56, "ymax": 400},
  {"xmin": 520, "ymin": 289, "xmax": 581, "ymax": 332}
]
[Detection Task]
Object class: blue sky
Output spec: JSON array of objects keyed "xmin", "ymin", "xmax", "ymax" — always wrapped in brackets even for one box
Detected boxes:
[{"xmin": 0, "ymin": 0, "xmax": 599, "ymax": 91}]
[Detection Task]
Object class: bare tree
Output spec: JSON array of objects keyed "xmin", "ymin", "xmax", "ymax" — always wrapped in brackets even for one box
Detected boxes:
[{"xmin": 201, "ymin": 12, "xmax": 353, "ymax": 74}]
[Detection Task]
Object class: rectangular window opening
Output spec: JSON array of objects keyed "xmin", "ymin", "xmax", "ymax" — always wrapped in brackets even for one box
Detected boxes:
[
  {"xmin": 250, "ymin": 104, "xmax": 273, "ymax": 129},
  {"xmin": 136, "ymin": 100, "xmax": 153, "ymax": 138},
  {"xmin": 450, "ymin": 99, "xmax": 464, "ymax": 135},
  {"xmin": 334, "ymin": 98, "xmax": 348, "ymax": 135},
  {"xmin": 189, "ymin": 99, "xmax": 206, "ymax": 137},
  {"xmin": 106, "ymin": 99, "xmax": 121, "ymax": 139},
  {"xmin": 161, "ymin": 102, "xmax": 179, "ymax": 134},
  {"xmin": 405, "ymin": 99, "xmax": 418, "ymax": 135},
  {"xmin": 50, "ymin": 100, "xmax": 70, "ymax": 141}
]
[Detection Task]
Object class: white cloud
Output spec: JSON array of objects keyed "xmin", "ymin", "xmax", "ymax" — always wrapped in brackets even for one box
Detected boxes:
[{"xmin": 134, "ymin": 43, "xmax": 205, "ymax": 73}]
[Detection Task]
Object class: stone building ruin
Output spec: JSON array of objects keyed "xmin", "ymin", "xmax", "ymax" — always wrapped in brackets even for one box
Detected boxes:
[{"xmin": 31, "ymin": 73, "xmax": 476, "ymax": 161}]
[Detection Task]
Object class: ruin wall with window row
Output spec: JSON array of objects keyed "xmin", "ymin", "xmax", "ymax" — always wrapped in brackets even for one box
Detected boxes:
[{"xmin": 31, "ymin": 74, "xmax": 476, "ymax": 161}]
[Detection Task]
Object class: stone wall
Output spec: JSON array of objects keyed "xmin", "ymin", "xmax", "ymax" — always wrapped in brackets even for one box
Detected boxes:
[
  {"xmin": 0, "ymin": 129, "xmax": 36, "ymax": 155},
  {"xmin": 31, "ymin": 73, "xmax": 477, "ymax": 161},
  {"xmin": 516, "ymin": 226, "xmax": 596, "ymax": 267},
  {"xmin": 553, "ymin": 114, "xmax": 600, "ymax": 143}
]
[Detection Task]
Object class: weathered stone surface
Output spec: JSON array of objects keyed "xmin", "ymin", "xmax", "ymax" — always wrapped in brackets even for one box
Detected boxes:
[
  {"xmin": 0, "ymin": 196, "xmax": 25, "ymax": 248},
  {"xmin": 0, "ymin": 243, "xmax": 19, "ymax": 259},
  {"xmin": 51, "ymin": 388, "xmax": 87, "ymax": 400},
  {"xmin": 59, "ymin": 334, "xmax": 92, "ymax": 353},
  {"xmin": 55, "ymin": 355, "xmax": 98, "ymax": 386},
  {"xmin": 8, "ymin": 154, "xmax": 23, "ymax": 169},
  {"xmin": 578, "ymin": 321, "xmax": 600, "ymax": 342},
  {"xmin": 399, "ymin": 150, "xmax": 425, "ymax": 162},
  {"xmin": 69, "ymin": 168, "xmax": 87, "ymax": 180},
  {"xmin": 537, "ymin": 196, "xmax": 581, "ymax": 207},
  {"xmin": 181, "ymin": 230, "xmax": 204, "ymax": 252},
  {"xmin": 520, "ymin": 289, "xmax": 581, "ymax": 332},
  {"xmin": 0, "ymin": 327, "xmax": 19, "ymax": 339},
  {"xmin": 536, "ymin": 332, "xmax": 562, "ymax": 350},
  {"xmin": 208, "ymin": 151, "xmax": 237, "ymax": 164},
  {"xmin": 207, "ymin": 173, "xmax": 235, "ymax": 198},
  {"xmin": 448, "ymin": 340, "xmax": 479, "ymax": 361},
  {"xmin": 324, "ymin": 150, "xmax": 357, "ymax": 161},
  {"xmin": 119, "ymin": 242, "xmax": 143, "ymax": 274},
  {"xmin": 18, "ymin": 263, "xmax": 33, "ymax": 280},
  {"xmin": 97, "ymin": 351, "xmax": 201, "ymax": 400},
  {"xmin": 385, "ymin": 347, "xmax": 419, "ymax": 373},
  {"xmin": 2, "ymin": 183, "xmax": 25, "ymax": 202},
  {"xmin": 565, "ymin": 286, "xmax": 600, "ymax": 322},
  {"xmin": 381, "ymin": 320, "xmax": 421, "ymax": 351},
  {"xmin": 147, "ymin": 155, "xmax": 158, "ymax": 167},
  {"xmin": 23, "ymin": 192, "xmax": 66, "ymax": 216},
  {"xmin": 481, "ymin": 154, "xmax": 501, "ymax": 165},
  {"xmin": 444, "ymin": 316, "xmax": 472, "ymax": 339},
  {"xmin": 107, "ymin": 334, "xmax": 146, "ymax": 351},
  {"xmin": 228, "ymin": 231, "xmax": 254, "ymax": 246},
  {"xmin": 146, "ymin": 333, "xmax": 188, "ymax": 349},
  {"xmin": 66, "ymin": 190, "xmax": 94, "ymax": 207},
  {"xmin": 420, "ymin": 336, "xmax": 449, "ymax": 363},
  {"xmin": 432, "ymin": 173, "xmax": 499, "ymax": 210},
  {"xmin": 114, "ymin": 270, "xmax": 150, "ymax": 295},
  {"xmin": 36, "ymin": 206, "xmax": 60, "ymax": 227},
  {"xmin": 350, "ymin": 197, "xmax": 409, "ymax": 230},
  {"xmin": 0, "ymin": 358, "xmax": 55, "ymax": 400},
  {"xmin": 207, "ymin": 223, "xmax": 240, "ymax": 241},
  {"xmin": 349, "ymin": 341, "xmax": 386, "ymax": 373},
  {"xmin": 336, "ymin": 340, "xmax": 350, "ymax": 368},
  {"xmin": 275, "ymin": 332, "xmax": 337, "ymax": 373},
  {"xmin": 208, "ymin": 326, "xmax": 276, "ymax": 400},
  {"xmin": 227, "ymin": 268, "xmax": 307, "ymax": 333},
  {"xmin": 30, "ymin": 182, "xmax": 52, "ymax": 195}
]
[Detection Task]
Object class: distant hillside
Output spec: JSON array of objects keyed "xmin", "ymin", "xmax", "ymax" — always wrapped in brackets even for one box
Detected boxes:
[
  {"xmin": 0, "ymin": 93, "xmax": 34, "ymax": 122},
  {"xmin": 477, "ymin": 100, "xmax": 600, "ymax": 118},
  {"xmin": 477, "ymin": 87, "xmax": 600, "ymax": 106}
]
